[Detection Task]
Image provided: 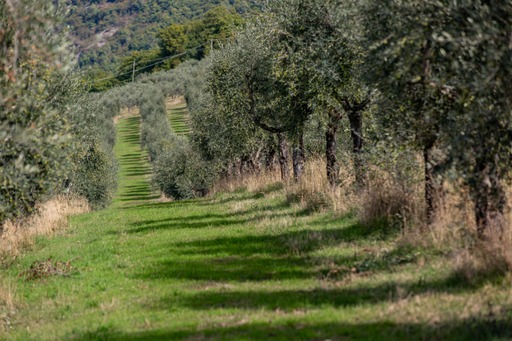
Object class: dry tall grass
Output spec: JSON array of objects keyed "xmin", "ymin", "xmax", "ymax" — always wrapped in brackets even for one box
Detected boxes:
[
  {"xmin": 113, "ymin": 106, "xmax": 140, "ymax": 125},
  {"xmin": 213, "ymin": 158, "xmax": 357, "ymax": 214},
  {"xmin": 215, "ymin": 156, "xmax": 512, "ymax": 280},
  {"xmin": 0, "ymin": 195, "xmax": 89, "ymax": 261},
  {"xmin": 358, "ymin": 166, "xmax": 423, "ymax": 229},
  {"xmin": 0, "ymin": 278, "xmax": 16, "ymax": 336},
  {"xmin": 0, "ymin": 279, "xmax": 16, "ymax": 311},
  {"xmin": 400, "ymin": 182, "xmax": 512, "ymax": 281},
  {"xmin": 284, "ymin": 158, "xmax": 356, "ymax": 213},
  {"xmin": 214, "ymin": 157, "xmax": 425, "ymax": 218},
  {"xmin": 0, "ymin": 195, "xmax": 88, "ymax": 334},
  {"xmin": 212, "ymin": 166, "xmax": 282, "ymax": 194}
]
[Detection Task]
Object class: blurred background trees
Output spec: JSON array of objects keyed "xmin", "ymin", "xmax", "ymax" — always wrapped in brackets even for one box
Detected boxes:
[{"xmin": 0, "ymin": 0, "xmax": 75, "ymax": 224}]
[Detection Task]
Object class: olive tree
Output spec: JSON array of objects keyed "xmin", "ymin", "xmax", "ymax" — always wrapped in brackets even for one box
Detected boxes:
[
  {"xmin": 437, "ymin": 0, "xmax": 512, "ymax": 236},
  {"xmin": 364, "ymin": 0, "xmax": 512, "ymax": 234},
  {"xmin": 0, "ymin": 0, "xmax": 74, "ymax": 224},
  {"xmin": 364, "ymin": 0, "xmax": 457, "ymax": 224},
  {"xmin": 206, "ymin": 18, "xmax": 296, "ymax": 180}
]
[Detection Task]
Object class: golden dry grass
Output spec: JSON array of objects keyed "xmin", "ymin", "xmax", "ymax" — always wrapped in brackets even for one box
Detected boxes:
[
  {"xmin": 211, "ymin": 166, "xmax": 282, "ymax": 194},
  {"xmin": 0, "ymin": 195, "xmax": 89, "ymax": 329},
  {"xmin": 0, "ymin": 278, "xmax": 16, "ymax": 335},
  {"xmin": 165, "ymin": 96, "xmax": 185, "ymax": 108},
  {"xmin": 358, "ymin": 172, "xmax": 423, "ymax": 229},
  {"xmin": 213, "ymin": 158, "xmax": 357, "ymax": 214},
  {"xmin": 400, "ymin": 182, "xmax": 512, "ymax": 281},
  {"xmin": 0, "ymin": 279, "xmax": 16, "ymax": 311},
  {"xmin": 213, "ymin": 156, "xmax": 512, "ymax": 281},
  {"xmin": 0, "ymin": 195, "xmax": 89, "ymax": 262}
]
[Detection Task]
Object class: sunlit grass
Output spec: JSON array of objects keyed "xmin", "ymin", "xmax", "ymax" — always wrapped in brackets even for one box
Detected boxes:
[
  {"xmin": 2, "ymin": 113, "xmax": 512, "ymax": 340},
  {"xmin": 166, "ymin": 97, "xmax": 190, "ymax": 136}
]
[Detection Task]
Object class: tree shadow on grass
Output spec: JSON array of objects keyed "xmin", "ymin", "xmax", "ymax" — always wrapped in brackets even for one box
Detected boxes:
[
  {"xmin": 131, "ymin": 226, "xmax": 424, "ymax": 284},
  {"xmin": 119, "ymin": 195, "xmax": 161, "ymax": 202},
  {"xmin": 136, "ymin": 255, "xmax": 313, "ymax": 282},
  {"xmin": 118, "ymin": 185, "xmax": 284, "ymax": 211},
  {"xmin": 118, "ymin": 186, "xmax": 158, "ymax": 202},
  {"xmin": 119, "ymin": 153, "xmax": 143, "ymax": 159},
  {"xmin": 124, "ymin": 168, "xmax": 151, "ymax": 176},
  {"xmin": 119, "ymin": 199, "xmax": 298, "ymax": 234},
  {"xmin": 118, "ymin": 199, "xmax": 204, "ymax": 211},
  {"xmin": 164, "ymin": 273, "xmax": 489, "ymax": 311},
  {"xmin": 67, "ymin": 316, "xmax": 512, "ymax": 341},
  {"xmin": 168, "ymin": 220, "xmax": 397, "ymax": 258}
]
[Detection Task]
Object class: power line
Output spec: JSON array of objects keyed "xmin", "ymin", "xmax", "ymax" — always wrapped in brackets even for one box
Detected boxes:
[{"xmin": 90, "ymin": 44, "xmax": 205, "ymax": 84}]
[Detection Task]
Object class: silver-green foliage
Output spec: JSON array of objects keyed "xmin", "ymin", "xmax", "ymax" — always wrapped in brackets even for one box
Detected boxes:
[
  {"xmin": 116, "ymin": 61, "xmax": 215, "ymax": 200},
  {"xmin": 68, "ymin": 94, "xmax": 118, "ymax": 209},
  {"xmin": 139, "ymin": 87, "xmax": 173, "ymax": 162},
  {"xmin": 0, "ymin": 0, "xmax": 74, "ymax": 224},
  {"xmin": 153, "ymin": 137, "xmax": 214, "ymax": 200},
  {"xmin": 364, "ymin": 0, "xmax": 512, "ymax": 229}
]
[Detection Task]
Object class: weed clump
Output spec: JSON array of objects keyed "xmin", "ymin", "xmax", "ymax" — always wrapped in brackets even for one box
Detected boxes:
[
  {"xmin": 451, "ymin": 224, "xmax": 512, "ymax": 283},
  {"xmin": 286, "ymin": 188, "xmax": 332, "ymax": 213},
  {"xmin": 19, "ymin": 258, "xmax": 75, "ymax": 281}
]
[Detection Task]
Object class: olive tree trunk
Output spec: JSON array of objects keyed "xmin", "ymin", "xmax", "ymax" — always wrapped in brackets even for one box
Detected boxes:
[
  {"xmin": 326, "ymin": 109, "xmax": 342, "ymax": 187},
  {"xmin": 292, "ymin": 131, "xmax": 305, "ymax": 182},
  {"xmin": 423, "ymin": 145, "xmax": 437, "ymax": 225},
  {"xmin": 277, "ymin": 133, "xmax": 290, "ymax": 181},
  {"xmin": 473, "ymin": 158, "xmax": 506, "ymax": 238},
  {"xmin": 347, "ymin": 108, "xmax": 365, "ymax": 187}
]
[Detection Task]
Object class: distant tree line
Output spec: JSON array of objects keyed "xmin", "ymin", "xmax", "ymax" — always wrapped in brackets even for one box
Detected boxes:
[
  {"xmin": 70, "ymin": 0, "xmax": 261, "ymax": 90},
  {"xmin": 115, "ymin": 6, "xmax": 244, "ymax": 82}
]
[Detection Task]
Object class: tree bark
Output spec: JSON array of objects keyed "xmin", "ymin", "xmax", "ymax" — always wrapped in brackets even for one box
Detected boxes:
[
  {"xmin": 347, "ymin": 108, "xmax": 365, "ymax": 187},
  {"xmin": 292, "ymin": 130, "xmax": 305, "ymax": 182},
  {"xmin": 473, "ymin": 160, "xmax": 506, "ymax": 238},
  {"xmin": 277, "ymin": 133, "xmax": 290, "ymax": 181},
  {"xmin": 423, "ymin": 142, "xmax": 448, "ymax": 227},
  {"xmin": 424, "ymin": 145, "xmax": 436, "ymax": 225},
  {"xmin": 341, "ymin": 97, "xmax": 369, "ymax": 187},
  {"xmin": 326, "ymin": 109, "xmax": 342, "ymax": 187},
  {"xmin": 265, "ymin": 143, "xmax": 277, "ymax": 172}
]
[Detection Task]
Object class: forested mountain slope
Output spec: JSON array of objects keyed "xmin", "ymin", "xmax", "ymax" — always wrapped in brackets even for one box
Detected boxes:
[{"xmin": 66, "ymin": 0, "xmax": 261, "ymax": 70}]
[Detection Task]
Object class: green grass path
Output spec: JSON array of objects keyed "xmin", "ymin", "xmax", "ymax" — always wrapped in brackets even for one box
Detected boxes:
[
  {"xmin": 113, "ymin": 115, "xmax": 160, "ymax": 206},
  {"xmin": 2, "ymin": 113, "xmax": 511, "ymax": 340},
  {"xmin": 112, "ymin": 116, "xmax": 159, "ymax": 208},
  {"xmin": 166, "ymin": 99, "xmax": 190, "ymax": 136}
]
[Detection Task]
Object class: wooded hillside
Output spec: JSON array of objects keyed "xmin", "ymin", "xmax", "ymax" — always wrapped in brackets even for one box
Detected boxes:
[{"xmin": 66, "ymin": 0, "xmax": 261, "ymax": 70}]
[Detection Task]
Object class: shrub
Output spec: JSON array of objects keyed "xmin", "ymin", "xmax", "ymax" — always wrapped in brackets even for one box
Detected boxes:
[
  {"xmin": 153, "ymin": 138, "xmax": 214, "ymax": 200},
  {"xmin": 0, "ymin": 1, "xmax": 74, "ymax": 225},
  {"xmin": 69, "ymin": 140, "xmax": 118, "ymax": 209},
  {"xmin": 67, "ymin": 94, "xmax": 118, "ymax": 209}
]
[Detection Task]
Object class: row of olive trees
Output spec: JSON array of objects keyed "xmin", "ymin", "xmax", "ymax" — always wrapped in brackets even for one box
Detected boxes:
[
  {"xmin": 66, "ymin": 93, "xmax": 119, "ymax": 209},
  {"xmin": 189, "ymin": 0, "xmax": 512, "ymax": 237},
  {"xmin": 0, "ymin": 1, "xmax": 73, "ymax": 225},
  {"xmin": 96, "ymin": 62, "xmax": 214, "ymax": 200},
  {"xmin": 0, "ymin": 1, "xmax": 120, "ymax": 225},
  {"xmin": 190, "ymin": 0, "xmax": 372, "ymax": 191},
  {"xmin": 364, "ymin": 0, "xmax": 512, "ymax": 236}
]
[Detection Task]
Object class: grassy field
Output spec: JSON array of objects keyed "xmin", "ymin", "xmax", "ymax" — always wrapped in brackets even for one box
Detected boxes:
[
  {"xmin": 1, "ymin": 111, "xmax": 512, "ymax": 340},
  {"xmin": 166, "ymin": 98, "xmax": 190, "ymax": 136}
]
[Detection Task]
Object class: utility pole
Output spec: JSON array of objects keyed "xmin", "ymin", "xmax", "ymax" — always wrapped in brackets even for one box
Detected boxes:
[{"xmin": 132, "ymin": 59, "xmax": 136, "ymax": 82}]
